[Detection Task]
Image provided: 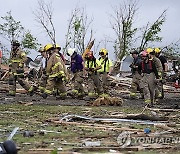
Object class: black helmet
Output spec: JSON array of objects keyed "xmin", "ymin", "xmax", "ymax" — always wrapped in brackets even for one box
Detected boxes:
[
  {"xmin": 12, "ymin": 40, "xmax": 20, "ymax": 47},
  {"xmin": 130, "ymin": 50, "xmax": 139, "ymax": 54}
]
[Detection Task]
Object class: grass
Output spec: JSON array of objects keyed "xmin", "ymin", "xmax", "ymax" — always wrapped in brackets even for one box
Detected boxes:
[{"xmin": 0, "ymin": 103, "xmax": 179, "ymax": 153}]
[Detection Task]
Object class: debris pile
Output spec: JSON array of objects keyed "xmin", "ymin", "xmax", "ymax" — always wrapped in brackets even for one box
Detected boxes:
[{"xmin": 90, "ymin": 96, "xmax": 123, "ymax": 106}]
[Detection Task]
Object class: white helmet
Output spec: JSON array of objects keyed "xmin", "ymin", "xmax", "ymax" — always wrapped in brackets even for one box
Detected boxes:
[{"xmin": 67, "ymin": 48, "xmax": 76, "ymax": 56}]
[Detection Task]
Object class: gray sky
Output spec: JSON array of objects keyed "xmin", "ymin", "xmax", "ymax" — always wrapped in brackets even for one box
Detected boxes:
[{"xmin": 0, "ymin": 0, "xmax": 180, "ymax": 60}]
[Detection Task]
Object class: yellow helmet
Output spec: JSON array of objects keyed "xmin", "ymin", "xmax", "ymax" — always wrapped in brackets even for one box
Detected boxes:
[
  {"xmin": 44, "ymin": 44, "xmax": 53, "ymax": 52},
  {"xmin": 154, "ymin": 48, "xmax": 161, "ymax": 53},
  {"xmin": 55, "ymin": 44, "xmax": 61, "ymax": 50},
  {"xmin": 38, "ymin": 46, "xmax": 44, "ymax": 53},
  {"xmin": 146, "ymin": 48, "xmax": 153, "ymax": 54},
  {"xmin": 99, "ymin": 48, "xmax": 108, "ymax": 56}
]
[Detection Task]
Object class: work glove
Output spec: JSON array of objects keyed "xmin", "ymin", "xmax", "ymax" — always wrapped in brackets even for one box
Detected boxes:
[
  {"xmin": 19, "ymin": 63, "xmax": 24, "ymax": 67},
  {"xmin": 89, "ymin": 68, "xmax": 95, "ymax": 72}
]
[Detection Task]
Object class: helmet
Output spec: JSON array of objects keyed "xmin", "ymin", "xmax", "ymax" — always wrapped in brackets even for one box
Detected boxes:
[
  {"xmin": 130, "ymin": 50, "xmax": 139, "ymax": 54},
  {"xmin": 146, "ymin": 48, "xmax": 153, "ymax": 54},
  {"xmin": 54, "ymin": 44, "xmax": 61, "ymax": 50},
  {"xmin": 67, "ymin": 48, "xmax": 76, "ymax": 56},
  {"xmin": 44, "ymin": 44, "xmax": 54, "ymax": 52},
  {"xmin": 85, "ymin": 51, "xmax": 93, "ymax": 59},
  {"xmin": 38, "ymin": 46, "xmax": 44, "ymax": 53},
  {"xmin": 140, "ymin": 50, "xmax": 148, "ymax": 57},
  {"xmin": 99, "ymin": 48, "xmax": 108, "ymax": 56},
  {"xmin": 12, "ymin": 40, "xmax": 20, "ymax": 47},
  {"xmin": 154, "ymin": 48, "xmax": 161, "ymax": 53}
]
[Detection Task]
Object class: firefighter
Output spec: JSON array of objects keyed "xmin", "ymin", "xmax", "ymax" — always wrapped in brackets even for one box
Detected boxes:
[
  {"xmin": 140, "ymin": 49, "xmax": 163, "ymax": 107},
  {"xmin": 8, "ymin": 40, "xmax": 35, "ymax": 96},
  {"xmin": 97, "ymin": 48, "xmax": 113, "ymax": 95},
  {"xmin": 154, "ymin": 48, "xmax": 168, "ymax": 72},
  {"xmin": 129, "ymin": 50, "xmax": 143, "ymax": 99},
  {"xmin": 37, "ymin": 46, "xmax": 48, "ymax": 93},
  {"xmin": 67, "ymin": 48, "xmax": 85, "ymax": 97},
  {"xmin": 147, "ymin": 48, "xmax": 164, "ymax": 100},
  {"xmin": 54, "ymin": 44, "xmax": 66, "ymax": 62},
  {"xmin": 154, "ymin": 48, "xmax": 168, "ymax": 99},
  {"xmin": 42, "ymin": 44, "xmax": 68, "ymax": 99},
  {"xmin": 84, "ymin": 51, "xmax": 103, "ymax": 98}
]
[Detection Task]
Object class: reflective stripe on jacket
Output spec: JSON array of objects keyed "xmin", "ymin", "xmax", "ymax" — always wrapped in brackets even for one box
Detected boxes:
[{"xmin": 46, "ymin": 52, "xmax": 68, "ymax": 78}]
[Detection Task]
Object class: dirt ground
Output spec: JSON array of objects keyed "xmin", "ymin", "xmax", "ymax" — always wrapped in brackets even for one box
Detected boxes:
[{"xmin": 0, "ymin": 79, "xmax": 180, "ymax": 154}]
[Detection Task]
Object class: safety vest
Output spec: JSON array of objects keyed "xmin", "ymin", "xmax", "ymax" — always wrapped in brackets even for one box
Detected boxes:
[{"xmin": 98, "ymin": 57, "xmax": 112, "ymax": 73}]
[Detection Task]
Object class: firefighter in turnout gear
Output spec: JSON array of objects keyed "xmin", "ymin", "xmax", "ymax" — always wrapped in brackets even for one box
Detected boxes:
[
  {"xmin": 84, "ymin": 51, "xmax": 103, "ymax": 98},
  {"xmin": 140, "ymin": 49, "xmax": 163, "ymax": 107},
  {"xmin": 97, "ymin": 48, "xmax": 113, "ymax": 96},
  {"xmin": 8, "ymin": 40, "xmax": 35, "ymax": 96},
  {"xmin": 42, "ymin": 44, "xmax": 68, "ymax": 99},
  {"xmin": 147, "ymin": 48, "xmax": 163, "ymax": 100},
  {"xmin": 67, "ymin": 48, "xmax": 85, "ymax": 98},
  {"xmin": 129, "ymin": 50, "xmax": 144, "ymax": 99},
  {"xmin": 154, "ymin": 48, "xmax": 168, "ymax": 99},
  {"xmin": 37, "ymin": 46, "xmax": 48, "ymax": 93}
]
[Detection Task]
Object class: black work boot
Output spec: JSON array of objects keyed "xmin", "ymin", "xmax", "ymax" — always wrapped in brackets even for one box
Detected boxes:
[
  {"xmin": 29, "ymin": 86, "xmax": 38, "ymax": 96},
  {"xmin": 41, "ymin": 93, "xmax": 48, "ymax": 99}
]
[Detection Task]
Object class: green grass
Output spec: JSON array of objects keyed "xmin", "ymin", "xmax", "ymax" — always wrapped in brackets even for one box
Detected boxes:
[{"xmin": 0, "ymin": 104, "xmax": 179, "ymax": 153}]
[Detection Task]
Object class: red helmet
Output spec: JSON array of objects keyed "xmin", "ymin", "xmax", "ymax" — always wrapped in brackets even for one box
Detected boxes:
[{"xmin": 140, "ymin": 50, "xmax": 148, "ymax": 57}]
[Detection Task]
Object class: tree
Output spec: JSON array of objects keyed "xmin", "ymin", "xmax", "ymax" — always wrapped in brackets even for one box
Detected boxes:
[
  {"xmin": 0, "ymin": 42, "xmax": 9, "ymax": 64},
  {"xmin": 139, "ymin": 10, "xmax": 166, "ymax": 52},
  {"xmin": 161, "ymin": 40, "xmax": 180, "ymax": 61},
  {"xmin": 64, "ymin": 7, "xmax": 94, "ymax": 54},
  {"xmin": 33, "ymin": 0, "xmax": 56, "ymax": 44},
  {"xmin": 0, "ymin": 11, "xmax": 39, "ymax": 55},
  {"xmin": 109, "ymin": 0, "xmax": 138, "ymax": 61}
]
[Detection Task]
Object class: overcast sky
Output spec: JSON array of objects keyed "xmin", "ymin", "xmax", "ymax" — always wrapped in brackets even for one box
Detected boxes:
[{"xmin": 0, "ymin": 0, "xmax": 180, "ymax": 60}]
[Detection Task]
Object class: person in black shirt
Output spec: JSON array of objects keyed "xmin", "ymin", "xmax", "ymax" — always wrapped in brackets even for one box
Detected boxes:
[{"xmin": 129, "ymin": 50, "xmax": 143, "ymax": 99}]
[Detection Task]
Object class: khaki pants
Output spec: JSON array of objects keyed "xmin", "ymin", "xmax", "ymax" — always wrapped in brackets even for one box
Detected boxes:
[
  {"xmin": 88, "ymin": 72, "xmax": 103, "ymax": 95},
  {"xmin": 9, "ymin": 73, "xmax": 33, "ymax": 95},
  {"xmin": 142, "ymin": 73, "xmax": 156, "ymax": 103},
  {"xmin": 45, "ymin": 77, "xmax": 66, "ymax": 96},
  {"xmin": 130, "ymin": 71, "xmax": 143, "ymax": 97},
  {"xmin": 99, "ymin": 72, "xmax": 109, "ymax": 93},
  {"xmin": 38, "ymin": 74, "xmax": 47, "ymax": 93},
  {"xmin": 73, "ymin": 71, "xmax": 84, "ymax": 93}
]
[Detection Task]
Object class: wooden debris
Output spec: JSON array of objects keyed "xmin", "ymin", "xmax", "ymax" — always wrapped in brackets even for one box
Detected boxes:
[
  {"xmin": 72, "ymin": 146, "xmax": 139, "ymax": 152},
  {"xmin": 18, "ymin": 101, "xmax": 33, "ymax": 106},
  {"xmin": 148, "ymin": 108, "xmax": 180, "ymax": 112},
  {"xmin": 154, "ymin": 123, "xmax": 179, "ymax": 133},
  {"xmin": 91, "ymin": 96, "xmax": 123, "ymax": 106},
  {"xmin": 28, "ymin": 148, "xmax": 54, "ymax": 151},
  {"xmin": 0, "ymin": 71, "xmax": 9, "ymax": 80},
  {"xmin": 47, "ymin": 118, "xmax": 143, "ymax": 132}
]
